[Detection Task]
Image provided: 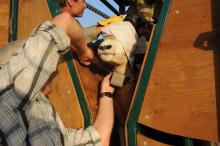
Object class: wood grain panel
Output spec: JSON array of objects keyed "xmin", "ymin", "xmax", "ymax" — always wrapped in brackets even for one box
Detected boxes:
[
  {"xmin": 139, "ymin": 0, "xmax": 220, "ymax": 141},
  {"xmin": 0, "ymin": 0, "xmax": 9, "ymax": 47},
  {"xmin": 74, "ymin": 59, "xmax": 103, "ymax": 119},
  {"xmin": 137, "ymin": 133, "xmax": 171, "ymax": 146},
  {"xmin": 48, "ymin": 59, "xmax": 84, "ymax": 128},
  {"xmin": 17, "ymin": 0, "xmax": 52, "ymax": 39}
]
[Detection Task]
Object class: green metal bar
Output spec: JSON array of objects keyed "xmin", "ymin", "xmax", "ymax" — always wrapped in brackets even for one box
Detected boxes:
[
  {"xmin": 64, "ymin": 52, "xmax": 92, "ymax": 127},
  {"xmin": 184, "ymin": 138, "xmax": 194, "ymax": 146},
  {"xmin": 86, "ymin": 2, "xmax": 110, "ymax": 19},
  {"xmin": 99, "ymin": 0, "xmax": 121, "ymax": 15},
  {"xmin": 47, "ymin": 0, "xmax": 92, "ymax": 127},
  {"xmin": 47, "ymin": 0, "xmax": 61, "ymax": 17},
  {"xmin": 8, "ymin": 0, "xmax": 19, "ymax": 41},
  {"xmin": 126, "ymin": 0, "xmax": 172, "ymax": 146},
  {"xmin": 137, "ymin": 123, "xmax": 196, "ymax": 145}
]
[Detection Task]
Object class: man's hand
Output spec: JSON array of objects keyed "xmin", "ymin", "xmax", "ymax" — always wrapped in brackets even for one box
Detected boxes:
[
  {"xmin": 100, "ymin": 74, "xmax": 115, "ymax": 93},
  {"xmin": 41, "ymin": 81, "xmax": 52, "ymax": 96},
  {"xmin": 77, "ymin": 48, "xmax": 94, "ymax": 66},
  {"xmin": 71, "ymin": 45, "xmax": 94, "ymax": 66}
]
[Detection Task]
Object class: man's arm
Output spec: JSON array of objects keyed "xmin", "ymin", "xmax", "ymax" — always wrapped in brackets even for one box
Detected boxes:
[
  {"xmin": 52, "ymin": 0, "xmax": 92, "ymax": 65},
  {"xmin": 93, "ymin": 74, "xmax": 115, "ymax": 146},
  {"xmin": 52, "ymin": 12, "xmax": 93, "ymax": 65},
  {"xmin": 68, "ymin": 18, "xmax": 94, "ymax": 65}
]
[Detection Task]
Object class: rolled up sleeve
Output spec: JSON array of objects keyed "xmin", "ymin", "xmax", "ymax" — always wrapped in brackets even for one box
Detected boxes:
[{"xmin": 63, "ymin": 126, "xmax": 101, "ymax": 146}]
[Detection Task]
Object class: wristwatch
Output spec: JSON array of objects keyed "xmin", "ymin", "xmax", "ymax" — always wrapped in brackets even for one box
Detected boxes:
[{"xmin": 98, "ymin": 92, "xmax": 114, "ymax": 99}]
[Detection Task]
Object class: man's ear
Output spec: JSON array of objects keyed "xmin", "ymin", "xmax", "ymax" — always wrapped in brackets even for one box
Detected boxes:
[{"xmin": 67, "ymin": 0, "xmax": 74, "ymax": 6}]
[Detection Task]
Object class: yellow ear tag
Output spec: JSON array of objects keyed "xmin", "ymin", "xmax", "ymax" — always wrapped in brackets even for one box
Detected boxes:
[{"xmin": 98, "ymin": 15, "xmax": 124, "ymax": 26}]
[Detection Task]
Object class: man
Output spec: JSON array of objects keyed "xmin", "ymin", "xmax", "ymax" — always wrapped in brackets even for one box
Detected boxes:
[{"xmin": 0, "ymin": 0, "xmax": 114, "ymax": 146}]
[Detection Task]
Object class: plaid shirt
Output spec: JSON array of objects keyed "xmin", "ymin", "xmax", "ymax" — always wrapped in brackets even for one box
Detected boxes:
[{"xmin": 0, "ymin": 21, "xmax": 101, "ymax": 146}]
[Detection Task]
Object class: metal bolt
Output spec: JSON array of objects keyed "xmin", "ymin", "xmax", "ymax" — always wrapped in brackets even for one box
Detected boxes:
[
  {"xmin": 175, "ymin": 10, "xmax": 180, "ymax": 15},
  {"xmin": 143, "ymin": 141, "xmax": 148, "ymax": 145},
  {"xmin": 145, "ymin": 115, "xmax": 149, "ymax": 120}
]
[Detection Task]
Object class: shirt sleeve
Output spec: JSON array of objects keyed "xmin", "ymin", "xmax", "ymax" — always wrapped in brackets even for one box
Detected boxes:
[
  {"xmin": 27, "ymin": 92, "xmax": 101, "ymax": 146},
  {"xmin": 12, "ymin": 32, "xmax": 60, "ymax": 102},
  {"xmin": 61, "ymin": 126, "xmax": 101, "ymax": 146},
  {"xmin": 54, "ymin": 97, "xmax": 102, "ymax": 146}
]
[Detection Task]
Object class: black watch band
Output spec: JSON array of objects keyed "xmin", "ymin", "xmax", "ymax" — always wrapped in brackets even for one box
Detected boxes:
[{"xmin": 98, "ymin": 92, "xmax": 114, "ymax": 99}]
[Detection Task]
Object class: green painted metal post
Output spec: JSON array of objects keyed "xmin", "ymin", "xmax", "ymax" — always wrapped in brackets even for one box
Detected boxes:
[
  {"xmin": 184, "ymin": 138, "xmax": 194, "ymax": 146},
  {"xmin": 47, "ymin": 0, "xmax": 61, "ymax": 17},
  {"xmin": 8, "ymin": 0, "xmax": 19, "ymax": 41},
  {"xmin": 64, "ymin": 52, "xmax": 92, "ymax": 127}
]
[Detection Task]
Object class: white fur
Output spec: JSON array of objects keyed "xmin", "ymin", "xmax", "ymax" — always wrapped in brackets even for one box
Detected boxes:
[
  {"xmin": 99, "ymin": 37, "xmax": 127, "ymax": 63},
  {"xmin": 98, "ymin": 21, "xmax": 138, "ymax": 74}
]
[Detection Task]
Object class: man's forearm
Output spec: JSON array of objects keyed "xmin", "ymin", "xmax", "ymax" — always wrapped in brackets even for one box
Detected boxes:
[{"xmin": 93, "ymin": 97, "xmax": 114, "ymax": 146}]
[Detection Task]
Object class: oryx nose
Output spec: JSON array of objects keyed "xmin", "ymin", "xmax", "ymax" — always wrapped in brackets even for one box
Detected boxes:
[{"xmin": 98, "ymin": 45, "xmax": 112, "ymax": 51}]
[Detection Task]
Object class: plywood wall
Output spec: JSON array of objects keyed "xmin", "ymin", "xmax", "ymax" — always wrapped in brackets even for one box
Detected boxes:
[
  {"xmin": 48, "ymin": 59, "xmax": 84, "ymax": 128},
  {"xmin": 17, "ymin": 0, "xmax": 52, "ymax": 39},
  {"xmin": 0, "ymin": 0, "xmax": 52, "ymax": 46},
  {"xmin": 139, "ymin": 0, "xmax": 220, "ymax": 142},
  {"xmin": 74, "ymin": 60, "xmax": 101, "ymax": 119},
  {"xmin": 137, "ymin": 133, "xmax": 171, "ymax": 146},
  {"xmin": 0, "ymin": 0, "xmax": 10, "ymax": 47}
]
